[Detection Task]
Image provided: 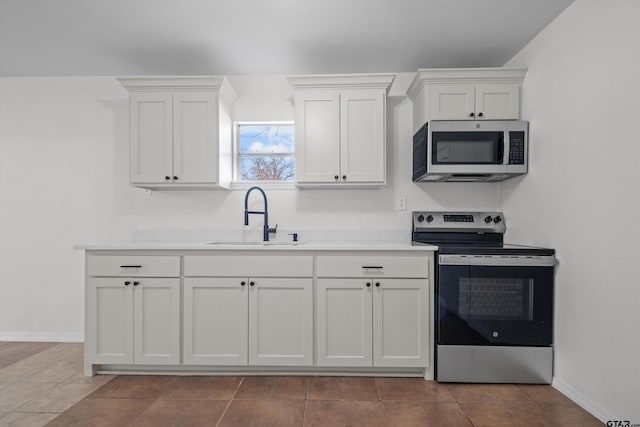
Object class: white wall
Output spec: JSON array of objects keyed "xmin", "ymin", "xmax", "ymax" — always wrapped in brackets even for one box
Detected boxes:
[
  {"xmin": 0, "ymin": 73, "xmax": 498, "ymax": 341},
  {"xmin": 501, "ymin": 0, "xmax": 640, "ymax": 422}
]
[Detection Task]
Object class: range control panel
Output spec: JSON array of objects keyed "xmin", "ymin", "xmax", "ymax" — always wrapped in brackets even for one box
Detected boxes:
[{"xmin": 413, "ymin": 211, "xmax": 506, "ymax": 233}]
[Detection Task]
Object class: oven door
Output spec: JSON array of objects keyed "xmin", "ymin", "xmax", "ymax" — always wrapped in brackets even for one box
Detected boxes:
[{"xmin": 437, "ymin": 254, "xmax": 555, "ymax": 346}]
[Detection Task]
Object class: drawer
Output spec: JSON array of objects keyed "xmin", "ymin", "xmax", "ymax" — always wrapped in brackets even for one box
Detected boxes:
[
  {"xmin": 184, "ymin": 255, "xmax": 313, "ymax": 277},
  {"xmin": 87, "ymin": 255, "xmax": 181, "ymax": 277},
  {"xmin": 317, "ymin": 255, "xmax": 429, "ymax": 278}
]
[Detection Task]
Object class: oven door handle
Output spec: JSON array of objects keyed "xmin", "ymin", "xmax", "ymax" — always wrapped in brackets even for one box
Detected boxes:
[{"xmin": 439, "ymin": 254, "xmax": 556, "ymax": 267}]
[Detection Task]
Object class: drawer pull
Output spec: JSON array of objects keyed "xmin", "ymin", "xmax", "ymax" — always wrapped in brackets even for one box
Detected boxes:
[
  {"xmin": 362, "ymin": 266, "xmax": 383, "ymax": 269},
  {"xmin": 120, "ymin": 265, "xmax": 142, "ymax": 268}
]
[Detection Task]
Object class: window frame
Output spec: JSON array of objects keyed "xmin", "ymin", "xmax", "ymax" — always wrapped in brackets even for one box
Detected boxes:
[{"xmin": 232, "ymin": 121, "xmax": 296, "ymax": 189}]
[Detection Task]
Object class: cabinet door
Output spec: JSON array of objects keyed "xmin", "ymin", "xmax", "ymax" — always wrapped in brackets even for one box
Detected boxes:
[
  {"xmin": 183, "ymin": 278, "xmax": 248, "ymax": 365},
  {"xmin": 129, "ymin": 92, "xmax": 173, "ymax": 184},
  {"xmin": 373, "ymin": 279, "xmax": 428, "ymax": 367},
  {"xmin": 340, "ymin": 90, "xmax": 385, "ymax": 183},
  {"xmin": 173, "ymin": 92, "xmax": 219, "ymax": 184},
  {"xmin": 294, "ymin": 91, "xmax": 341, "ymax": 183},
  {"xmin": 249, "ymin": 278, "xmax": 313, "ymax": 366},
  {"xmin": 429, "ymin": 84, "xmax": 475, "ymax": 120},
  {"xmin": 475, "ymin": 84, "xmax": 520, "ymax": 120},
  {"xmin": 86, "ymin": 278, "xmax": 134, "ymax": 364},
  {"xmin": 316, "ymin": 279, "xmax": 373, "ymax": 367},
  {"xmin": 132, "ymin": 278, "xmax": 181, "ymax": 365}
]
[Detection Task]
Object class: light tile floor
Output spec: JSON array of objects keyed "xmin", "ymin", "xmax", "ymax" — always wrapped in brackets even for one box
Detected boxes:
[{"xmin": 0, "ymin": 342, "xmax": 603, "ymax": 426}]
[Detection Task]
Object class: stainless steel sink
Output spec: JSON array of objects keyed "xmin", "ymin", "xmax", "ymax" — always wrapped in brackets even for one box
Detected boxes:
[{"xmin": 205, "ymin": 241, "xmax": 304, "ymax": 246}]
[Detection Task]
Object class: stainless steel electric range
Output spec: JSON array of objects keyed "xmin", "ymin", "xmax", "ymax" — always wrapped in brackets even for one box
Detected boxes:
[{"xmin": 412, "ymin": 211, "xmax": 556, "ymax": 383}]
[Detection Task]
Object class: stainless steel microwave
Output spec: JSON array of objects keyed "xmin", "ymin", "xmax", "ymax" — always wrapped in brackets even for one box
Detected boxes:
[{"xmin": 413, "ymin": 120, "xmax": 528, "ymax": 182}]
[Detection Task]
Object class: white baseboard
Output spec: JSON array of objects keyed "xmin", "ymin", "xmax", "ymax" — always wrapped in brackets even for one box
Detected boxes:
[
  {"xmin": 0, "ymin": 332, "xmax": 83, "ymax": 343},
  {"xmin": 553, "ymin": 377, "xmax": 615, "ymax": 424}
]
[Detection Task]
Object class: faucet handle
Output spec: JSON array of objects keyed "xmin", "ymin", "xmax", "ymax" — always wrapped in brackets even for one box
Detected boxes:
[{"xmin": 268, "ymin": 224, "xmax": 278, "ymax": 234}]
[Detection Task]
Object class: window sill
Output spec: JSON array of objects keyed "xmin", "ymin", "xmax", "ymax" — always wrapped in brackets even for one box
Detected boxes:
[{"xmin": 230, "ymin": 181, "xmax": 297, "ymax": 191}]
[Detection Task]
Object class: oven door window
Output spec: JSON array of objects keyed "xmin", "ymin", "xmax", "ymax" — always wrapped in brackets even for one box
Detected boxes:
[
  {"xmin": 459, "ymin": 278, "xmax": 534, "ymax": 322},
  {"xmin": 432, "ymin": 131, "xmax": 503, "ymax": 164},
  {"xmin": 438, "ymin": 265, "xmax": 553, "ymax": 346}
]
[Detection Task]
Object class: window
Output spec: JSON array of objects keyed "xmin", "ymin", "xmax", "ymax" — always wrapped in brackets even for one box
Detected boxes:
[{"xmin": 235, "ymin": 122, "xmax": 295, "ymax": 182}]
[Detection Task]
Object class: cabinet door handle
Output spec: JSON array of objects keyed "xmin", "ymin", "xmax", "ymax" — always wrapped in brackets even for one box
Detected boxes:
[
  {"xmin": 342, "ymin": 175, "xmax": 347, "ymax": 180},
  {"xmin": 120, "ymin": 265, "xmax": 142, "ymax": 268},
  {"xmin": 241, "ymin": 281, "xmax": 246, "ymax": 286},
  {"xmin": 334, "ymin": 175, "xmax": 339, "ymax": 180},
  {"xmin": 478, "ymin": 112, "xmax": 484, "ymax": 117},
  {"xmin": 469, "ymin": 112, "xmax": 475, "ymax": 118},
  {"xmin": 124, "ymin": 281, "xmax": 131, "ymax": 286},
  {"xmin": 165, "ymin": 176, "xmax": 171, "ymax": 181},
  {"xmin": 250, "ymin": 281, "xmax": 255, "ymax": 286},
  {"xmin": 375, "ymin": 282, "xmax": 381, "ymax": 287},
  {"xmin": 366, "ymin": 282, "xmax": 371, "ymax": 287},
  {"xmin": 133, "ymin": 281, "xmax": 140, "ymax": 286},
  {"xmin": 173, "ymin": 176, "xmax": 178, "ymax": 181}
]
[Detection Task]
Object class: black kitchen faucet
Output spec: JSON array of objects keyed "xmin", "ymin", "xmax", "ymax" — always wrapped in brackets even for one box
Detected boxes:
[{"xmin": 244, "ymin": 186, "xmax": 277, "ymax": 241}]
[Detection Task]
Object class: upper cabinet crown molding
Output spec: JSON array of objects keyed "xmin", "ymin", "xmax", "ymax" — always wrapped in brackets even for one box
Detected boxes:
[
  {"xmin": 118, "ymin": 76, "xmax": 237, "ymax": 96},
  {"xmin": 287, "ymin": 73, "xmax": 396, "ymax": 93},
  {"xmin": 406, "ymin": 68, "xmax": 527, "ymax": 100}
]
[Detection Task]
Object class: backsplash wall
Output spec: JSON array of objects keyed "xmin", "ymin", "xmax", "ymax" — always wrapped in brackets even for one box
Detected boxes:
[{"xmin": 0, "ymin": 73, "xmax": 498, "ymax": 339}]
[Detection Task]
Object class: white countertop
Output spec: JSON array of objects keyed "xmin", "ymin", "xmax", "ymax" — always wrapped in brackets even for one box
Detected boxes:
[{"xmin": 75, "ymin": 241, "xmax": 438, "ymax": 251}]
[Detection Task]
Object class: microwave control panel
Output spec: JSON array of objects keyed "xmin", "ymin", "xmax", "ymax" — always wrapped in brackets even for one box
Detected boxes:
[{"xmin": 509, "ymin": 131, "xmax": 526, "ymax": 164}]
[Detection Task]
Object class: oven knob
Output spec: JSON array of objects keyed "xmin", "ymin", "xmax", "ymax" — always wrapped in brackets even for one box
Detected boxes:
[
  {"xmin": 417, "ymin": 214, "xmax": 425, "ymax": 222},
  {"xmin": 493, "ymin": 216, "xmax": 502, "ymax": 224},
  {"xmin": 426, "ymin": 214, "xmax": 434, "ymax": 223},
  {"xmin": 484, "ymin": 216, "xmax": 493, "ymax": 223}
]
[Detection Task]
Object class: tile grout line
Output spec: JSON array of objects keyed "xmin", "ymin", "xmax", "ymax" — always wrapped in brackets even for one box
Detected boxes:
[
  {"xmin": 301, "ymin": 377, "xmax": 310, "ymax": 426},
  {"xmin": 456, "ymin": 401, "xmax": 478, "ymax": 427},
  {"xmin": 215, "ymin": 376, "xmax": 245, "ymax": 427}
]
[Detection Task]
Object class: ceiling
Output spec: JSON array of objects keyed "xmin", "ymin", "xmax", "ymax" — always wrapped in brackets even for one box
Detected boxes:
[{"xmin": 0, "ymin": 0, "xmax": 574, "ymax": 77}]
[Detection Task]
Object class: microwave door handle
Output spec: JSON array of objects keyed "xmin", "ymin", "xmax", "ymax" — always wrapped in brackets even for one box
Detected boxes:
[{"xmin": 503, "ymin": 131, "xmax": 510, "ymax": 165}]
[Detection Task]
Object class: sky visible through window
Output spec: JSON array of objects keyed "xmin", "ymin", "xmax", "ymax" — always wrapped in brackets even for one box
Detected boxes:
[{"xmin": 237, "ymin": 124, "xmax": 295, "ymax": 181}]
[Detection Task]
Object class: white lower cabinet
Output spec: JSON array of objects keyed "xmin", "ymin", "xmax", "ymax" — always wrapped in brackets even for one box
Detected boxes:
[
  {"xmin": 317, "ymin": 278, "xmax": 428, "ymax": 368},
  {"xmin": 248, "ymin": 278, "xmax": 313, "ymax": 366},
  {"xmin": 183, "ymin": 278, "xmax": 248, "ymax": 365},
  {"xmin": 85, "ymin": 251, "xmax": 431, "ymax": 375},
  {"xmin": 87, "ymin": 277, "xmax": 181, "ymax": 365},
  {"xmin": 373, "ymin": 279, "xmax": 428, "ymax": 367},
  {"xmin": 316, "ymin": 254, "xmax": 430, "ymax": 368},
  {"xmin": 183, "ymin": 277, "xmax": 313, "ymax": 366},
  {"xmin": 182, "ymin": 254, "xmax": 314, "ymax": 367},
  {"xmin": 317, "ymin": 279, "xmax": 373, "ymax": 366}
]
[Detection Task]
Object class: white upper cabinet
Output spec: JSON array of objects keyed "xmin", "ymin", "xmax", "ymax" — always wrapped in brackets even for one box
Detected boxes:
[
  {"xmin": 407, "ymin": 68, "xmax": 526, "ymax": 133},
  {"xmin": 119, "ymin": 77, "xmax": 237, "ymax": 189},
  {"xmin": 129, "ymin": 92, "xmax": 173, "ymax": 184},
  {"xmin": 294, "ymin": 91, "xmax": 341, "ymax": 183},
  {"xmin": 288, "ymin": 74, "xmax": 395, "ymax": 187},
  {"xmin": 340, "ymin": 90, "xmax": 385, "ymax": 183}
]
